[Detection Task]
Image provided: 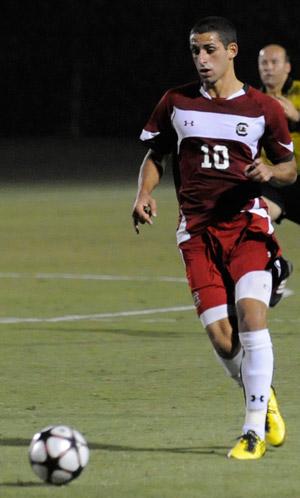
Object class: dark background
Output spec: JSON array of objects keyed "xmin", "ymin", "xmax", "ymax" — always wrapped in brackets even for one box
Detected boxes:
[{"xmin": 1, "ymin": 0, "xmax": 300, "ymax": 180}]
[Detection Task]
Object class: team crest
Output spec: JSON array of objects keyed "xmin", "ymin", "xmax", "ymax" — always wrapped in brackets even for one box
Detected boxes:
[{"xmin": 236, "ymin": 122, "xmax": 249, "ymax": 136}]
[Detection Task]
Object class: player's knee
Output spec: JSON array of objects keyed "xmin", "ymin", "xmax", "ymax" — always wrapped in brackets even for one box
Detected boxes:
[
  {"xmin": 235, "ymin": 271, "xmax": 271, "ymax": 331},
  {"xmin": 236, "ymin": 298, "xmax": 267, "ymax": 332}
]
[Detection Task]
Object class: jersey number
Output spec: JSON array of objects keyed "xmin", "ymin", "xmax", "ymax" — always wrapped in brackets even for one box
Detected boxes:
[{"xmin": 201, "ymin": 144, "xmax": 229, "ymax": 170}]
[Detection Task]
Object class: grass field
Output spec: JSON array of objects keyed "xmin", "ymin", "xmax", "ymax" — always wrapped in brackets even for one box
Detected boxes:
[{"xmin": 0, "ymin": 182, "xmax": 299, "ymax": 497}]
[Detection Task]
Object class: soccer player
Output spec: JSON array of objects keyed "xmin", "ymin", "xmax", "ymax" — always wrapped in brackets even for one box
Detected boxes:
[
  {"xmin": 132, "ymin": 16, "xmax": 297, "ymax": 459},
  {"xmin": 258, "ymin": 44, "xmax": 300, "ymax": 224},
  {"xmin": 257, "ymin": 44, "xmax": 300, "ymax": 305}
]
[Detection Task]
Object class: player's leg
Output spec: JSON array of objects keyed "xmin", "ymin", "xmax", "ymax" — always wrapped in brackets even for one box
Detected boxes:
[
  {"xmin": 180, "ymin": 233, "xmax": 244, "ymax": 385},
  {"xmin": 213, "ymin": 348, "xmax": 243, "ymax": 386},
  {"xmin": 260, "ymin": 183, "xmax": 285, "ymax": 223},
  {"xmin": 202, "ymin": 311, "xmax": 242, "ymax": 382},
  {"xmin": 260, "ymin": 184, "xmax": 293, "ymax": 306},
  {"xmin": 180, "ymin": 235, "xmax": 258, "ymax": 456},
  {"xmin": 212, "ymin": 314, "xmax": 285, "ymax": 449},
  {"xmin": 202, "ymin": 292, "xmax": 270, "ymax": 459},
  {"xmin": 227, "ymin": 231, "xmax": 285, "ymax": 457},
  {"xmin": 262, "ymin": 196, "xmax": 283, "ymax": 222},
  {"xmin": 180, "ymin": 234, "xmax": 285, "ymax": 458},
  {"xmin": 227, "ymin": 271, "xmax": 272, "ymax": 459},
  {"xmin": 180, "ymin": 233, "xmax": 254, "ymax": 392},
  {"xmin": 269, "ymin": 255, "xmax": 293, "ymax": 307},
  {"xmin": 209, "ymin": 313, "xmax": 243, "ymax": 386},
  {"xmin": 237, "ymin": 293, "xmax": 272, "ymax": 437},
  {"xmin": 199, "ymin": 233, "xmax": 286, "ymax": 456},
  {"xmin": 179, "ymin": 234, "xmax": 239, "ymax": 363}
]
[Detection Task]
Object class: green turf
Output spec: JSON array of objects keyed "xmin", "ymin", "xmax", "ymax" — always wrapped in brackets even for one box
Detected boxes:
[{"xmin": 0, "ymin": 183, "xmax": 299, "ymax": 497}]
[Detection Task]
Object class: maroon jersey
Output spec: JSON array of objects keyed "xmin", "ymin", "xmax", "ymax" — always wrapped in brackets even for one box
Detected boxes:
[{"xmin": 140, "ymin": 82, "xmax": 294, "ymax": 243}]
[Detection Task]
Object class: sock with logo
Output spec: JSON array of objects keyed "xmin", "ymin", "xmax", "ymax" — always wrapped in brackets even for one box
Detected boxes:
[{"xmin": 239, "ymin": 329, "xmax": 273, "ymax": 439}]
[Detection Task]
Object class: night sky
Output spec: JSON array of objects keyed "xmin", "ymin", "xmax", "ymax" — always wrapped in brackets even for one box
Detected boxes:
[{"xmin": 1, "ymin": 0, "xmax": 300, "ymax": 138}]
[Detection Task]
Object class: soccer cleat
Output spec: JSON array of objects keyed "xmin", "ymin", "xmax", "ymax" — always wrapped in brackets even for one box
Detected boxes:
[
  {"xmin": 227, "ymin": 430, "xmax": 266, "ymax": 460},
  {"xmin": 265, "ymin": 386, "xmax": 286, "ymax": 446},
  {"xmin": 269, "ymin": 256, "xmax": 293, "ymax": 307}
]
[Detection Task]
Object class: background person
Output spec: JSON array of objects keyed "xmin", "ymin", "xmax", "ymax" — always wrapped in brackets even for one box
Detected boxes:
[
  {"xmin": 258, "ymin": 44, "xmax": 300, "ymax": 224},
  {"xmin": 258, "ymin": 44, "xmax": 300, "ymax": 305}
]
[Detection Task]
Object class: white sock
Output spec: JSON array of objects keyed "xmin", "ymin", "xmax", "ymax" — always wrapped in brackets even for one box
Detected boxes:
[
  {"xmin": 213, "ymin": 348, "xmax": 243, "ymax": 387},
  {"xmin": 239, "ymin": 329, "xmax": 273, "ymax": 439}
]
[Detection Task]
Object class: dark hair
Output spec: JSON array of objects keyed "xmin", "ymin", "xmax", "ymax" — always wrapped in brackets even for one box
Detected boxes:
[{"xmin": 190, "ymin": 16, "xmax": 237, "ymax": 47}]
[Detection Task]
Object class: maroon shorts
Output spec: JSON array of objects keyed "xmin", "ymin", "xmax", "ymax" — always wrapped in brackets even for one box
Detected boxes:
[{"xmin": 179, "ymin": 214, "xmax": 280, "ymax": 317}]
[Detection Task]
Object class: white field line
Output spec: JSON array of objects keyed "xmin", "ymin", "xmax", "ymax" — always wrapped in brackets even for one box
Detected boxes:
[
  {"xmin": 0, "ymin": 304, "xmax": 298, "ymax": 325},
  {"xmin": 0, "ymin": 271, "xmax": 295, "ymax": 324},
  {"xmin": 0, "ymin": 305, "xmax": 195, "ymax": 324},
  {"xmin": 0, "ymin": 272, "xmax": 187, "ymax": 283}
]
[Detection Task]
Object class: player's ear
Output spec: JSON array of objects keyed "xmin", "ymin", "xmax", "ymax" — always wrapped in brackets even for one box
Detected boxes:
[{"xmin": 227, "ymin": 42, "xmax": 238, "ymax": 60}]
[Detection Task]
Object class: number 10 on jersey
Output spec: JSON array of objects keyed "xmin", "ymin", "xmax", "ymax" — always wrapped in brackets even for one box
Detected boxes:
[{"xmin": 201, "ymin": 144, "xmax": 230, "ymax": 170}]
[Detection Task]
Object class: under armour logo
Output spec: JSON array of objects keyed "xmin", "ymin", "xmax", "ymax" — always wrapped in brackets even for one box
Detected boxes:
[
  {"xmin": 251, "ymin": 395, "xmax": 264, "ymax": 402},
  {"xmin": 184, "ymin": 120, "xmax": 194, "ymax": 126}
]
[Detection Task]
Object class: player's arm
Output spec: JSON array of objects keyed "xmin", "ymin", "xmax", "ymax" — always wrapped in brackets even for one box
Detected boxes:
[
  {"xmin": 245, "ymin": 156, "xmax": 297, "ymax": 186},
  {"xmin": 132, "ymin": 149, "xmax": 168, "ymax": 234},
  {"xmin": 248, "ymin": 94, "xmax": 298, "ymax": 185},
  {"xmin": 275, "ymin": 96, "xmax": 300, "ymax": 123}
]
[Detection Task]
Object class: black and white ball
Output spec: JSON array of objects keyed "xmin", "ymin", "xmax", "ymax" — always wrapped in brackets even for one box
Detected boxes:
[{"xmin": 29, "ymin": 425, "xmax": 89, "ymax": 485}]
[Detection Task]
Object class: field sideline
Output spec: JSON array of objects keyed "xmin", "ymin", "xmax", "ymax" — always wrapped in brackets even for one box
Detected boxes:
[{"xmin": 0, "ymin": 183, "xmax": 299, "ymax": 498}]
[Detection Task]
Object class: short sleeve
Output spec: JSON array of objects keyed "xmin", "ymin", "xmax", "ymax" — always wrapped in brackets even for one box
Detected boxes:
[{"xmin": 140, "ymin": 91, "xmax": 177, "ymax": 155}]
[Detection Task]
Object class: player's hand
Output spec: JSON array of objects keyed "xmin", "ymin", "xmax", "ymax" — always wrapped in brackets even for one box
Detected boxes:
[
  {"xmin": 132, "ymin": 193, "xmax": 157, "ymax": 234},
  {"xmin": 244, "ymin": 158, "xmax": 273, "ymax": 183},
  {"xmin": 275, "ymin": 96, "xmax": 300, "ymax": 122}
]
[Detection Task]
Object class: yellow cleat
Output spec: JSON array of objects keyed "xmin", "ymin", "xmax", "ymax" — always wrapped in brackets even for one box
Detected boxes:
[
  {"xmin": 265, "ymin": 386, "xmax": 286, "ymax": 446},
  {"xmin": 227, "ymin": 430, "xmax": 266, "ymax": 460}
]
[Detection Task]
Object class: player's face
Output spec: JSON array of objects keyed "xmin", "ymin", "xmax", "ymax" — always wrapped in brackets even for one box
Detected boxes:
[
  {"xmin": 258, "ymin": 46, "xmax": 291, "ymax": 89},
  {"xmin": 190, "ymin": 32, "xmax": 237, "ymax": 85}
]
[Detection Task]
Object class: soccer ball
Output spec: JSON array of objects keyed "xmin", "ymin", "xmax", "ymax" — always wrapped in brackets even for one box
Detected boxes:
[{"xmin": 28, "ymin": 425, "xmax": 89, "ymax": 485}]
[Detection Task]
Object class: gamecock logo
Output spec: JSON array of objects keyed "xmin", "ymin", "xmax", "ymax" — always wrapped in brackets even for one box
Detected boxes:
[{"xmin": 236, "ymin": 122, "xmax": 249, "ymax": 136}]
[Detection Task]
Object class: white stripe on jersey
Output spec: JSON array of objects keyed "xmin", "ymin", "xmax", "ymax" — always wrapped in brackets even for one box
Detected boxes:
[
  {"xmin": 278, "ymin": 141, "xmax": 294, "ymax": 152},
  {"xmin": 140, "ymin": 129, "xmax": 160, "ymax": 141},
  {"xmin": 176, "ymin": 211, "xmax": 190, "ymax": 244},
  {"xmin": 171, "ymin": 107, "xmax": 266, "ymax": 158},
  {"xmin": 140, "ymin": 114, "xmax": 293, "ymax": 158}
]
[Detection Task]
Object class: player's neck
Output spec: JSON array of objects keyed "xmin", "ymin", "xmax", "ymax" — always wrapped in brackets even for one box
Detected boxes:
[
  {"xmin": 264, "ymin": 83, "xmax": 283, "ymax": 97},
  {"xmin": 203, "ymin": 76, "xmax": 244, "ymax": 99},
  {"xmin": 264, "ymin": 76, "xmax": 288, "ymax": 97}
]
